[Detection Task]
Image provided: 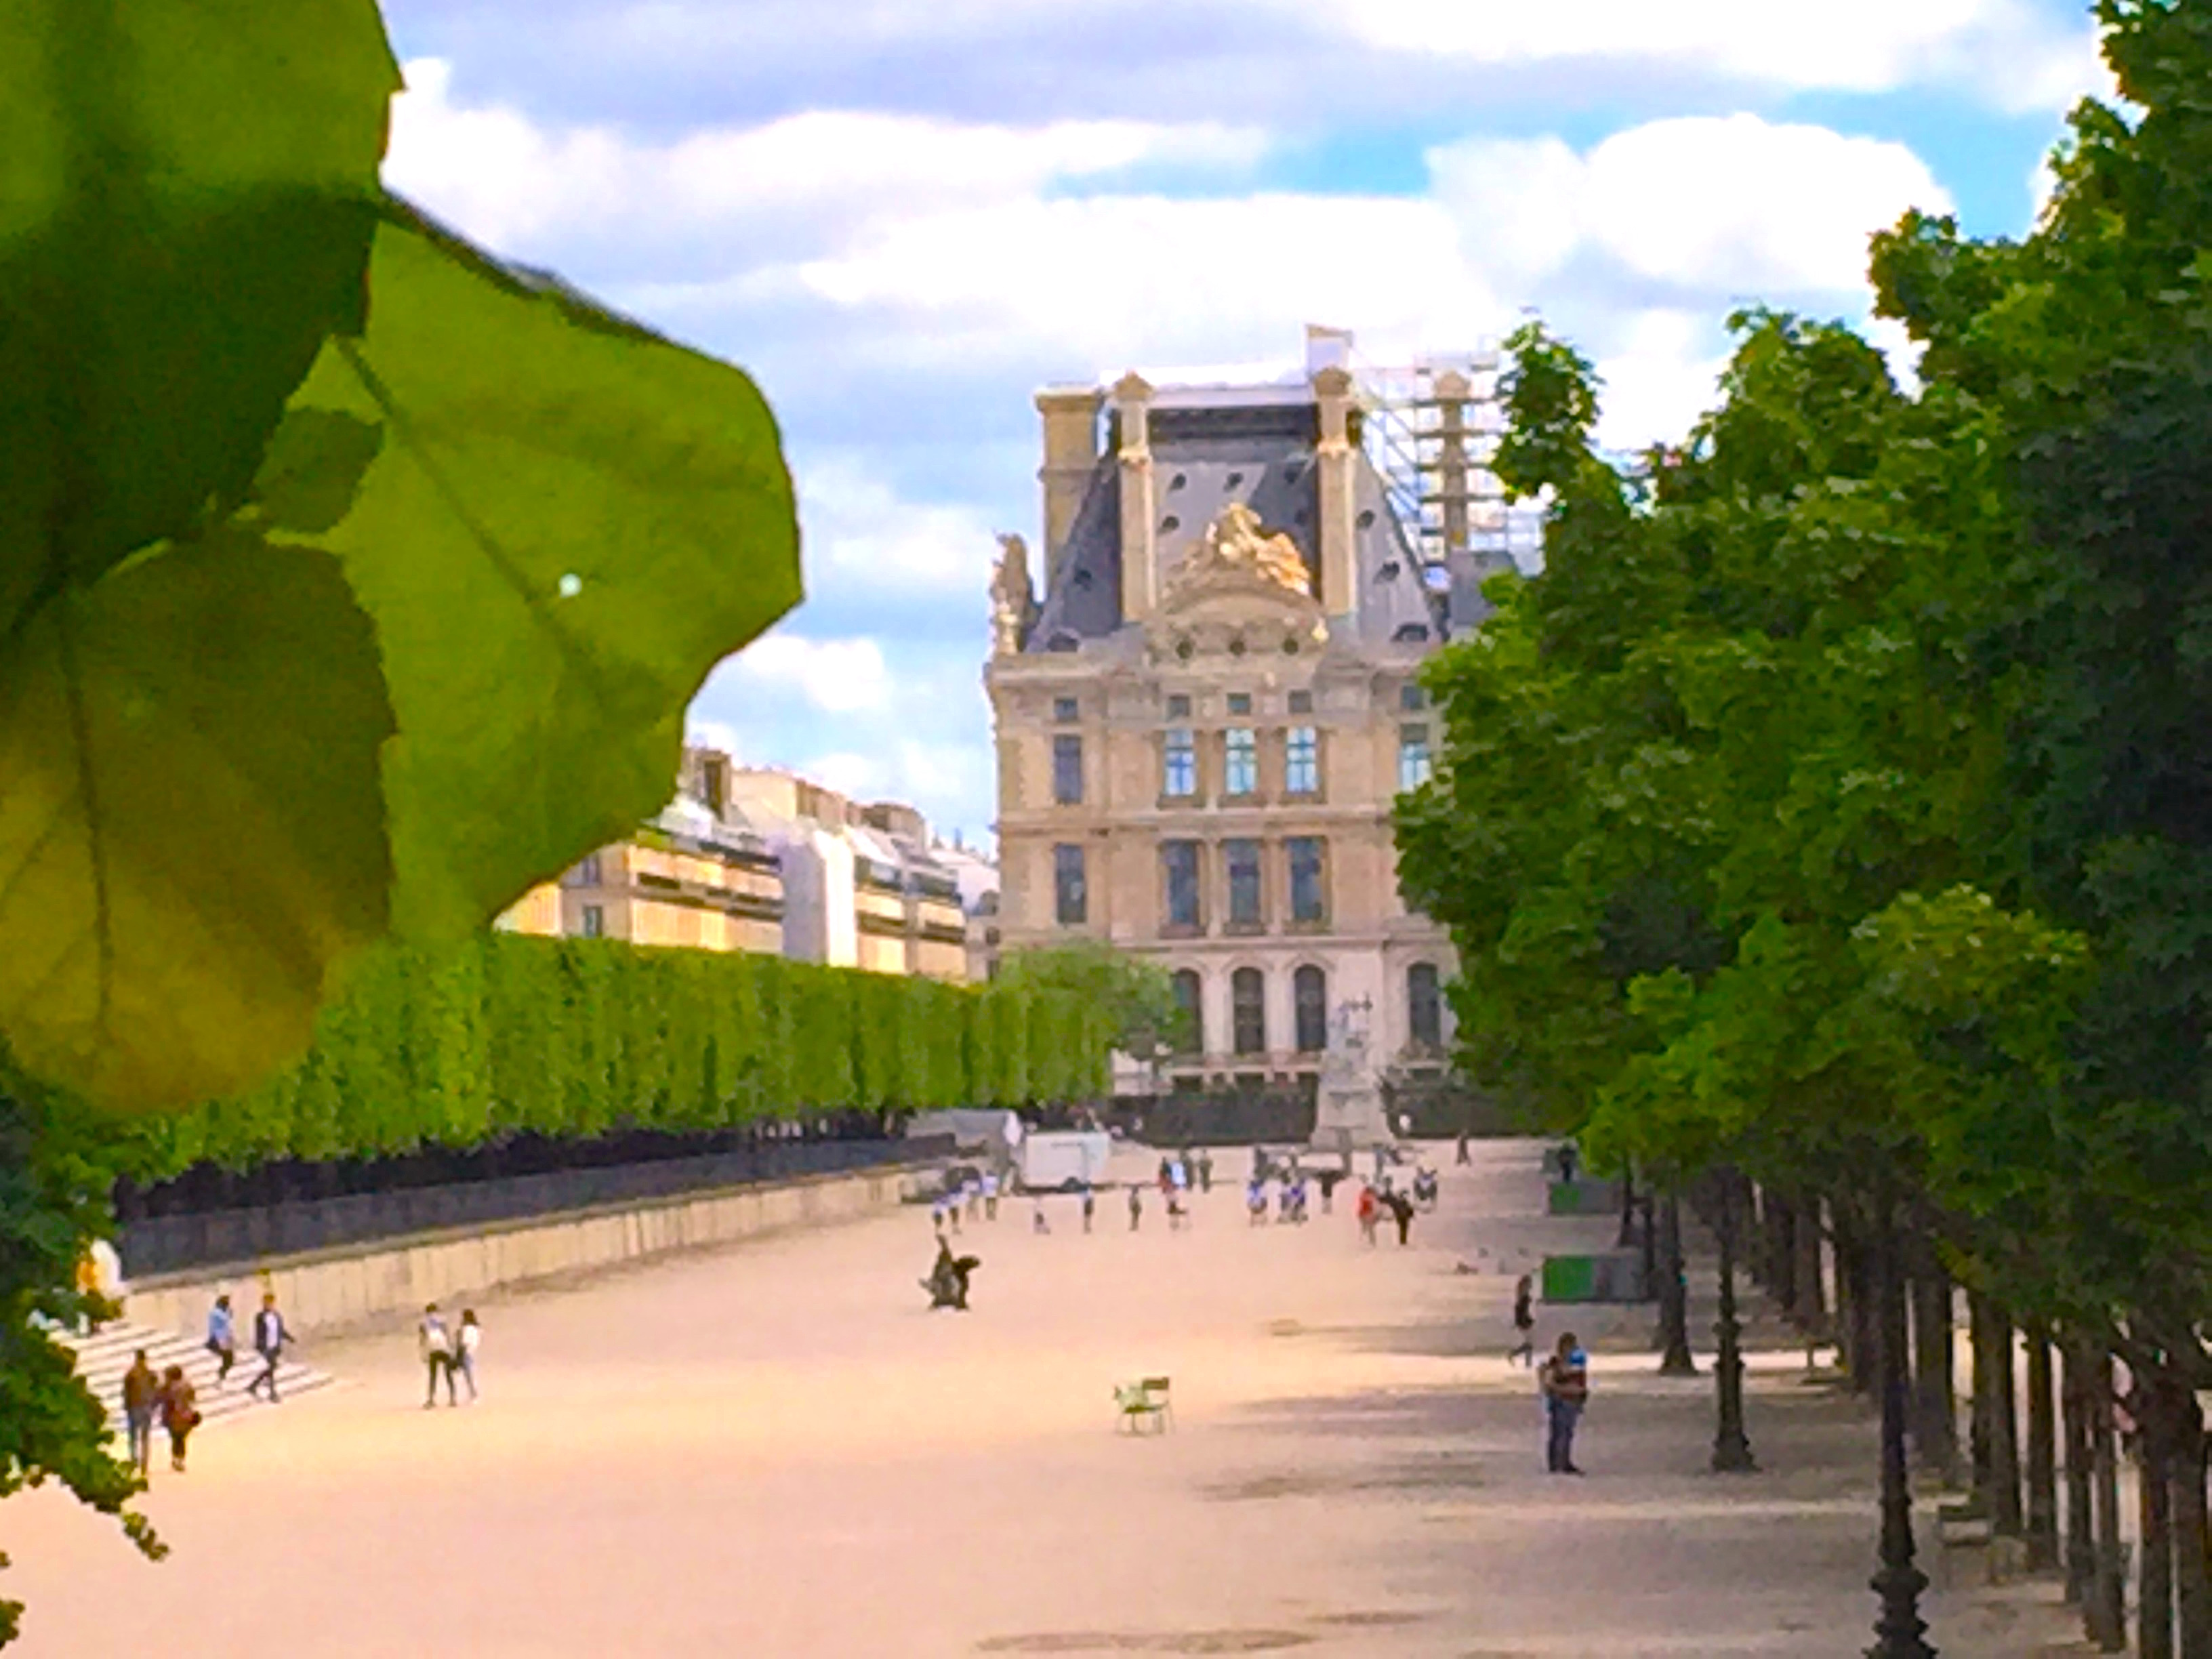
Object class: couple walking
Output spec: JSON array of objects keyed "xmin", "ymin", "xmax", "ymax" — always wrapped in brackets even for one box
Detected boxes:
[
  {"xmin": 206, "ymin": 1292, "xmax": 297, "ymax": 1401},
  {"xmin": 120, "ymin": 1352, "xmax": 201, "ymax": 1477},
  {"xmin": 418, "ymin": 1304, "xmax": 482, "ymax": 1406}
]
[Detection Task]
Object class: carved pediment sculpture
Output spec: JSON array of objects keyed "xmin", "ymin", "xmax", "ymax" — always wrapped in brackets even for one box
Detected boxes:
[
  {"xmin": 1162, "ymin": 501, "xmax": 1312, "ymax": 605},
  {"xmin": 1146, "ymin": 501, "xmax": 1326, "ymax": 663},
  {"xmin": 989, "ymin": 532, "xmax": 1037, "ymax": 656}
]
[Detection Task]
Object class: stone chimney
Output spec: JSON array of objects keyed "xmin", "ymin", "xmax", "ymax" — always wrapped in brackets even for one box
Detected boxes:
[
  {"xmin": 1034, "ymin": 385, "xmax": 1104, "ymax": 590},
  {"xmin": 1312, "ymin": 363, "xmax": 1357, "ymax": 619},
  {"xmin": 1431, "ymin": 368, "xmax": 1473, "ymax": 556},
  {"xmin": 1113, "ymin": 371, "xmax": 1156, "ymax": 625}
]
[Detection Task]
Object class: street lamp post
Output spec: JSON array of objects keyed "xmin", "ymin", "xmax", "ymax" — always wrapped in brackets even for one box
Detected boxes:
[{"xmin": 1870, "ymin": 1206, "xmax": 1936, "ymax": 1659}]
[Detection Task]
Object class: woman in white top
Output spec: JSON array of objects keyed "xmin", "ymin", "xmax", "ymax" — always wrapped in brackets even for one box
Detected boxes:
[{"xmin": 455, "ymin": 1309, "xmax": 482, "ymax": 1401}]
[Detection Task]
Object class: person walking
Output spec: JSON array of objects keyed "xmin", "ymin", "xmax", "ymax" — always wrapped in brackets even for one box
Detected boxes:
[
  {"xmin": 1509, "ymin": 1275, "xmax": 1536, "ymax": 1366},
  {"xmin": 121, "ymin": 1350, "xmax": 161, "ymax": 1479},
  {"xmin": 1539, "ymin": 1333, "xmax": 1590, "ymax": 1474},
  {"xmin": 157, "ymin": 1366, "xmax": 200, "ymax": 1473},
  {"xmin": 205, "ymin": 1293, "xmax": 238, "ymax": 1387},
  {"xmin": 1195, "ymin": 1149, "xmax": 1212, "ymax": 1194},
  {"xmin": 419, "ymin": 1303, "xmax": 457, "ymax": 1408},
  {"xmin": 1081, "ymin": 1183, "xmax": 1096, "ymax": 1233},
  {"xmin": 245, "ymin": 1292, "xmax": 293, "ymax": 1403},
  {"xmin": 1246, "ymin": 1178, "xmax": 1267, "ymax": 1226},
  {"xmin": 1317, "ymin": 1167, "xmax": 1341, "ymax": 1215},
  {"xmin": 1031, "ymin": 1196, "xmax": 1050, "ymax": 1235},
  {"xmin": 1356, "ymin": 1183, "xmax": 1379, "ymax": 1247},
  {"xmin": 981, "ymin": 1169, "xmax": 1000, "ymax": 1222},
  {"xmin": 1126, "ymin": 1183, "xmax": 1143, "ymax": 1232},
  {"xmin": 1389, "ymin": 1189, "xmax": 1415, "ymax": 1247},
  {"xmin": 1456, "ymin": 1127, "xmax": 1471, "ymax": 1166},
  {"xmin": 455, "ymin": 1309, "xmax": 483, "ymax": 1401}
]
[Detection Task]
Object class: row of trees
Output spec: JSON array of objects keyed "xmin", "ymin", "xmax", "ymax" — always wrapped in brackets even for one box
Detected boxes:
[
  {"xmin": 1397, "ymin": 4, "xmax": 2212, "ymax": 1653},
  {"xmin": 141, "ymin": 935, "xmax": 1112, "ymax": 1176}
]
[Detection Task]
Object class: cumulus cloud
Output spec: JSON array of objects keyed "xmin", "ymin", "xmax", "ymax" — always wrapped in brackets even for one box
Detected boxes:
[
  {"xmin": 1430, "ymin": 117, "xmax": 1951, "ymax": 302},
  {"xmin": 724, "ymin": 632, "xmax": 893, "ymax": 714},
  {"xmin": 796, "ymin": 458, "xmax": 1001, "ymax": 594}
]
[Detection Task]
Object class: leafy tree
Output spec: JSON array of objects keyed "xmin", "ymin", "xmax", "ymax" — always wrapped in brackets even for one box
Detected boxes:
[
  {"xmin": 1, "ymin": 1, "xmax": 800, "ymax": 1641},
  {"xmin": 992, "ymin": 941, "xmax": 1189, "ymax": 1076}
]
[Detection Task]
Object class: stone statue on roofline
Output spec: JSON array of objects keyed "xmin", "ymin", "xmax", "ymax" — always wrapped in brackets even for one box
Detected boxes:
[
  {"xmin": 1162, "ymin": 501, "xmax": 1312, "ymax": 604},
  {"xmin": 989, "ymin": 532, "xmax": 1036, "ymax": 655}
]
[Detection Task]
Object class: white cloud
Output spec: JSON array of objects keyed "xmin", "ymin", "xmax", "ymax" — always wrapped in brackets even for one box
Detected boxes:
[
  {"xmin": 1431, "ymin": 117, "xmax": 1952, "ymax": 301},
  {"xmin": 798, "ymin": 750, "xmax": 888, "ymax": 801},
  {"xmin": 1590, "ymin": 310, "xmax": 1733, "ymax": 453},
  {"xmin": 684, "ymin": 718, "xmax": 745, "ymax": 759},
  {"xmin": 797, "ymin": 458, "xmax": 1000, "ymax": 593},
  {"xmin": 1317, "ymin": 0, "xmax": 2094, "ymax": 112},
  {"xmin": 387, "ymin": 57, "xmax": 1269, "ymax": 257},
  {"xmin": 726, "ymin": 632, "xmax": 893, "ymax": 713}
]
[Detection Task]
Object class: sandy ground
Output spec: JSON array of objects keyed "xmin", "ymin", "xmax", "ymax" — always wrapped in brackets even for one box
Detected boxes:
[{"xmin": 5, "ymin": 1141, "xmax": 2082, "ymax": 1657}]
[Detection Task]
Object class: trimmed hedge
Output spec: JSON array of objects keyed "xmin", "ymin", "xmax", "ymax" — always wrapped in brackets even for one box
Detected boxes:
[{"xmin": 145, "ymin": 936, "xmax": 1111, "ymax": 1172}]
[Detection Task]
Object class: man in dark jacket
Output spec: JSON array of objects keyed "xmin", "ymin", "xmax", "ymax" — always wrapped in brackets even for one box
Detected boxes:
[
  {"xmin": 121, "ymin": 1351, "xmax": 161, "ymax": 1477},
  {"xmin": 246, "ymin": 1293, "xmax": 293, "ymax": 1403}
]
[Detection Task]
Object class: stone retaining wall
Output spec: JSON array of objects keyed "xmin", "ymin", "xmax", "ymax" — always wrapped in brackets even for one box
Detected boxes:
[{"xmin": 119, "ymin": 1163, "xmax": 922, "ymax": 1340}]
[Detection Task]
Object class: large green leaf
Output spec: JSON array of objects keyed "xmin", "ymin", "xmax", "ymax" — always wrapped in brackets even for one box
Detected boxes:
[
  {"xmin": 285, "ymin": 201, "xmax": 803, "ymax": 938},
  {"xmin": 0, "ymin": 535, "xmax": 395, "ymax": 1107},
  {"xmin": 0, "ymin": 0, "xmax": 397, "ymax": 630}
]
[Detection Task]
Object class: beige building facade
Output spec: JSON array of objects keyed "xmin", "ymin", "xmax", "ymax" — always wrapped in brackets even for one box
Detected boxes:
[{"xmin": 987, "ymin": 348, "xmax": 1501, "ymax": 1107}]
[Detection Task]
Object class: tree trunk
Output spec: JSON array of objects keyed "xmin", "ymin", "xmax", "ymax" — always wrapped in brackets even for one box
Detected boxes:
[
  {"xmin": 1991, "ymin": 1302, "xmax": 2024, "ymax": 1538},
  {"xmin": 2091, "ymin": 1353, "xmax": 2129, "ymax": 1651},
  {"xmin": 1656, "ymin": 1193, "xmax": 1696, "ymax": 1375},
  {"xmin": 1910, "ymin": 1256, "xmax": 1959, "ymax": 1481},
  {"xmin": 2064, "ymin": 1338, "xmax": 2097, "ymax": 1610},
  {"xmin": 2173, "ymin": 1385, "xmax": 2211, "ymax": 1659},
  {"xmin": 2026, "ymin": 1324, "xmax": 2060, "ymax": 1571},
  {"xmin": 2143, "ymin": 1382, "xmax": 2177, "ymax": 1659},
  {"xmin": 1617, "ymin": 1167, "xmax": 1637, "ymax": 1250},
  {"xmin": 1969, "ymin": 1294, "xmax": 1998, "ymax": 1517},
  {"xmin": 1794, "ymin": 1191, "xmax": 1828, "ymax": 1337},
  {"xmin": 1839, "ymin": 1217, "xmax": 1877, "ymax": 1394},
  {"xmin": 1768, "ymin": 1190, "xmax": 1798, "ymax": 1315}
]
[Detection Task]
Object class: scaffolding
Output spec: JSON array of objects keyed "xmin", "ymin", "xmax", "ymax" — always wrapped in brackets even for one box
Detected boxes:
[{"xmin": 1321, "ymin": 333, "xmax": 1545, "ymax": 579}]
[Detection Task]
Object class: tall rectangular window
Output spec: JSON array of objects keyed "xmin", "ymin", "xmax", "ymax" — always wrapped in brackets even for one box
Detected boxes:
[
  {"xmin": 1162, "ymin": 729, "xmax": 1197, "ymax": 798},
  {"xmin": 1400, "ymin": 682, "xmax": 1427, "ymax": 712},
  {"xmin": 1053, "ymin": 733, "xmax": 1084, "ymax": 804},
  {"xmin": 1225, "ymin": 838, "xmax": 1262, "ymax": 927},
  {"xmin": 1162, "ymin": 840, "xmax": 1202, "ymax": 930},
  {"xmin": 1288, "ymin": 836, "xmax": 1326, "ymax": 924},
  {"xmin": 1054, "ymin": 844, "xmax": 1087, "ymax": 924},
  {"xmin": 1053, "ymin": 695, "xmax": 1079, "ymax": 722},
  {"xmin": 1224, "ymin": 728, "xmax": 1258, "ymax": 796},
  {"xmin": 573, "ymin": 853, "xmax": 603, "ymax": 887},
  {"xmin": 1408, "ymin": 962, "xmax": 1443, "ymax": 1050},
  {"xmin": 1284, "ymin": 726, "xmax": 1319, "ymax": 796},
  {"xmin": 1399, "ymin": 722, "xmax": 1432, "ymax": 791},
  {"xmin": 580, "ymin": 904, "xmax": 606, "ymax": 938}
]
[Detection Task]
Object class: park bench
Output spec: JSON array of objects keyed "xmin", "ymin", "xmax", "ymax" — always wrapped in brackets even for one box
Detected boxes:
[{"xmin": 1115, "ymin": 1376, "xmax": 1172, "ymax": 1435}]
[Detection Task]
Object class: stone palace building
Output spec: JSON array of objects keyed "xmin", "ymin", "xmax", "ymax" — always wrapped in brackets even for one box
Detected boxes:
[{"xmin": 986, "ymin": 337, "xmax": 1509, "ymax": 1120}]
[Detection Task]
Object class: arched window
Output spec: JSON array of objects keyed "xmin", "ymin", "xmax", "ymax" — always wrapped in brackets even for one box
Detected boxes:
[
  {"xmin": 1170, "ymin": 970, "xmax": 1203, "ymax": 1056},
  {"xmin": 1293, "ymin": 965, "xmax": 1328, "ymax": 1053},
  {"xmin": 1231, "ymin": 967, "xmax": 1267, "ymax": 1056},
  {"xmin": 1408, "ymin": 962, "xmax": 1442, "ymax": 1050}
]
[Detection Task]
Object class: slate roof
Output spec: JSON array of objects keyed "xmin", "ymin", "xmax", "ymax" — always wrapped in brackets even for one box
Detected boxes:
[{"xmin": 1026, "ymin": 394, "xmax": 1447, "ymax": 653}]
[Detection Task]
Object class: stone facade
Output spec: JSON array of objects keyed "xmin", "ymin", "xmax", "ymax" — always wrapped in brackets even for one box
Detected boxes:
[{"xmin": 987, "ymin": 353, "xmax": 1481, "ymax": 1105}]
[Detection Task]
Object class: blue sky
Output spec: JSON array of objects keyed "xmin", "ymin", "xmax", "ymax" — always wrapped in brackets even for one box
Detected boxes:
[{"xmin": 379, "ymin": 0, "xmax": 2110, "ymax": 848}]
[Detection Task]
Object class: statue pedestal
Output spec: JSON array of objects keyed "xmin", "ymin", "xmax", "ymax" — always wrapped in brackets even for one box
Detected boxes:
[{"xmin": 1311, "ymin": 1084, "xmax": 1394, "ymax": 1155}]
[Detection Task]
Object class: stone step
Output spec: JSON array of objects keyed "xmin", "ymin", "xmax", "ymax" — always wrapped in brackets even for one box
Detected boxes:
[{"xmin": 48, "ymin": 1319, "xmax": 339, "ymax": 1439}]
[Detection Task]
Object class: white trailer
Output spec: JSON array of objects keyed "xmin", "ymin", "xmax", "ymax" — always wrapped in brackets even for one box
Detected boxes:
[{"xmin": 1019, "ymin": 1130, "xmax": 1112, "ymax": 1193}]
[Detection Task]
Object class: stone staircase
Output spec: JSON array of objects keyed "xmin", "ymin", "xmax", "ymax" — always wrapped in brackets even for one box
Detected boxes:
[{"xmin": 45, "ymin": 1318, "xmax": 339, "ymax": 1439}]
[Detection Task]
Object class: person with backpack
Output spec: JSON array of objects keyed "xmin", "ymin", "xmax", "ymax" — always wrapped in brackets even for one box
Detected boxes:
[
  {"xmin": 419, "ymin": 1303, "xmax": 457, "ymax": 1408},
  {"xmin": 1539, "ymin": 1332, "xmax": 1590, "ymax": 1475},
  {"xmin": 121, "ymin": 1351, "xmax": 161, "ymax": 1479},
  {"xmin": 158, "ymin": 1366, "xmax": 201, "ymax": 1473}
]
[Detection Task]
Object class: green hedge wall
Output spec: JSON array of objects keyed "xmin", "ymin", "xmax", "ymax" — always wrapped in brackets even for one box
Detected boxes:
[{"xmin": 146, "ymin": 935, "xmax": 1113, "ymax": 1172}]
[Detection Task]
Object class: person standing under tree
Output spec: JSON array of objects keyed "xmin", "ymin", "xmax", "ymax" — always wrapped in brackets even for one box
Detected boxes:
[
  {"xmin": 419, "ymin": 1303, "xmax": 457, "ymax": 1408},
  {"xmin": 1539, "ymin": 1332, "xmax": 1589, "ymax": 1475},
  {"xmin": 205, "ymin": 1293, "xmax": 237, "ymax": 1387},
  {"xmin": 245, "ymin": 1292, "xmax": 293, "ymax": 1403},
  {"xmin": 121, "ymin": 1351, "xmax": 160, "ymax": 1479}
]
